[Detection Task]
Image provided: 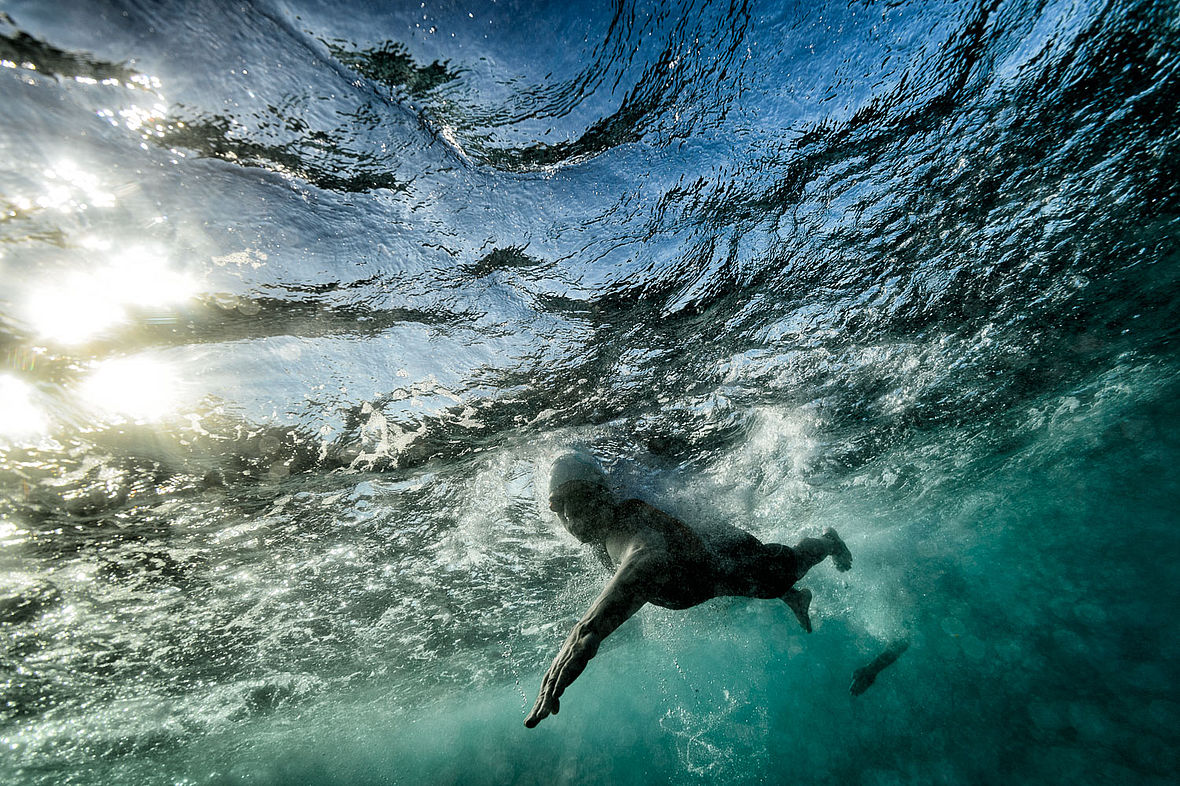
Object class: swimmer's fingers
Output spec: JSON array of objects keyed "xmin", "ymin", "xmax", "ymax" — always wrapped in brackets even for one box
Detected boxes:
[
  {"xmin": 526, "ymin": 644, "xmax": 575, "ymax": 728},
  {"xmin": 524, "ymin": 683, "xmax": 559, "ymax": 727}
]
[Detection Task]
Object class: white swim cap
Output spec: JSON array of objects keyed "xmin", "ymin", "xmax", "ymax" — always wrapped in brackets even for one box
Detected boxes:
[{"xmin": 548, "ymin": 452, "xmax": 608, "ymax": 497}]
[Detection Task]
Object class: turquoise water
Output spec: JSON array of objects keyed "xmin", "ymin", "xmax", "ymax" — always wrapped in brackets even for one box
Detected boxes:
[{"xmin": 1, "ymin": 0, "xmax": 1178, "ymax": 783}]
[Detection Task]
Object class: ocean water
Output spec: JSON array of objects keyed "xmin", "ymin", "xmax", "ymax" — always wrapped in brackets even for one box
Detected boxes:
[{"xmin": 1, "ymin": 0, "xmax": 1178, "ymax": 783}]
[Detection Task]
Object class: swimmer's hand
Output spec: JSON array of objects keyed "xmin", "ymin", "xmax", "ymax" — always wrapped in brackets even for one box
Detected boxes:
[
  {"xmin": 524, "ymin": 677, "xmax": 561, "ymax": 727},
  {"xmin": 524, "ymin": 548, "xmax": 654, "ymax": 727},
  {"xmin": 523, "ymin": 620, "xmax": 600, "ymax": 728}
]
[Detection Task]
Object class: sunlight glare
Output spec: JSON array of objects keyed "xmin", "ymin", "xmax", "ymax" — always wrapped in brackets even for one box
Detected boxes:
[
  {"xmin": 36, "ymin": 159, "xmax": 116, "ymax": 211},
  {"xmin": 80, "ymin": 357, "xmax": 181, "ymax": 421},
  {"xmin": 0, "ymin": 375, "xmax": 49, "ymax": 438},
  {"xmin": 0, "ymin": 519, "xmax": 26, "ymax": 547},
  {"xmin": 25, "ymin": 245, "xmax": 196, "ymax": 344}
]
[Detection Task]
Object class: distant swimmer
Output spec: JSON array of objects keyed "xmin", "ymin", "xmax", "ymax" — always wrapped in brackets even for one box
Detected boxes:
[{"xmin": 524, "ymin": 453, "xmax": 853, "ymax": 728}]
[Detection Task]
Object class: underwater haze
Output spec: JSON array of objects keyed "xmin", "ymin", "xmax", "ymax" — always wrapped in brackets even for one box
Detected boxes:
[{"xmin": 1, "ymin": 0, "xmax": 1179, "ymax": 783}]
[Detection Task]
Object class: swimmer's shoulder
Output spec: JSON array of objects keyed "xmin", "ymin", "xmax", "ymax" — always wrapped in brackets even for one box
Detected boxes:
[
  {"xmin": 617, "ymin": 498, "xmax": 670, "ymax": 525},
  {"xmin": 618, "ymin": 497, "xmax": 653, "ymax": 514},
  {"xmin": 617, "ymin": 499, "xmax": 704, "ymax": 544}
]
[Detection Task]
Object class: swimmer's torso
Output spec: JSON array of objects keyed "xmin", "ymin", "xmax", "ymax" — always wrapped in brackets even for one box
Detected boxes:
[{"xmin": 605, "ymin": 499, "xmax": 729, "ymax": 610}]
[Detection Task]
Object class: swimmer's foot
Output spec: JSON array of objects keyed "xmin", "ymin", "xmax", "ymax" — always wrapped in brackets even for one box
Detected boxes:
[
  {"xmin": 824, "ymin": 528, "xmax": 852, "ymax": 572},
  {"xmin": 783, "ymin": 588, "xmax": 812, "ymax": 633}
]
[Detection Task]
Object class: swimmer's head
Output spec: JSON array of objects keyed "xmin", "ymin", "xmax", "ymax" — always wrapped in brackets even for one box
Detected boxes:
[
  {"xmin": 548, "ymin": 452, "xmax": 607, "ymax": 496},
  {"xmin": 548, "ymin": 453, "xmax": 614, "ymax": 543}
]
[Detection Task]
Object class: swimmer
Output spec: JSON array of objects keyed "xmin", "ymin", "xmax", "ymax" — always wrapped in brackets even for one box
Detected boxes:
[{"xmin": 524, "ymin": 453, "xmax": 852, "ymax": 728}]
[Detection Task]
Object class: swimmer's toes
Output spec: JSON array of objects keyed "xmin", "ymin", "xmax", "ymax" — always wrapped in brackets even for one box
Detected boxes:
[{"xmin": 825, "ymin": 528, "xmax": 852, "ymax": 572}]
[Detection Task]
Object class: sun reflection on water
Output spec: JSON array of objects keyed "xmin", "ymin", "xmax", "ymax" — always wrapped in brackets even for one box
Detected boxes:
[
  {"xmin": 24, "ymin": 244, "xmax": 197, "ymax": 345},
  {"xmin": 0, "ymin": 375, "xmax": 48, "ymax": 439},
  {"xmin": 35, "ymin": 159, "xmax": 116, "ymax": 211},
  {"xmin": 0, "ymin": 518, "xmax": 26, "ymax": 547},
  {"xmin": 80, "ymin": 356, "xmax": 182, "ymax": 422}
]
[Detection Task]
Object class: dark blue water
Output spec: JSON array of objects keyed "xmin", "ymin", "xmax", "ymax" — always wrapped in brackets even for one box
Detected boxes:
[{"xmin": 1, "ymin": 0, "xmax": 1178, "ymax": 783}]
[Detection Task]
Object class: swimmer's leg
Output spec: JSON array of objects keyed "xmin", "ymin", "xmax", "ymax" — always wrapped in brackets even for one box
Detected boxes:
[
  {"xmin": 734, "ymin": 543, "xmax": 798, "ymax": 599},
  {"xmin": 735, "ymin": 545, "xmax": 812, "ymax": 632},
  {"xmin": 782, "ymin": 587, "xmax": 812, "ymax": 633},
  {"xmin": 792, "ymin": 528, "xmax": 852, "ymax": 575},
  {"xmin": 824, "ymin": 528, "xmax": 852, "ymax": 571}
]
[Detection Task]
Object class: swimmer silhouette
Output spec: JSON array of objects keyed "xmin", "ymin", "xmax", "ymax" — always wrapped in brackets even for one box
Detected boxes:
[{"xmin": 525, "ymin": 453, "xmax": 852, "ymax": 728}]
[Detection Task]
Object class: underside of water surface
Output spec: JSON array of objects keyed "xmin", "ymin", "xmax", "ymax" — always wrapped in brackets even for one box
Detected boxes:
[{"xmin": 1, "ymin": 0, "xmax": 1178, "ymax": 783}]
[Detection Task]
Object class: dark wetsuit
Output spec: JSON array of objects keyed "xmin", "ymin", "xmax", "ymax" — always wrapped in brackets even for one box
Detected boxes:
[{"xmin": 612, "ymin": 499, "xmax": 801, "ymax": 610}]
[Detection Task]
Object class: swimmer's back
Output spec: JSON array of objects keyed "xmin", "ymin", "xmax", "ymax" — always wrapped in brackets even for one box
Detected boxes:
[{"xmin": 615, "ymin": 499, "xmax": 720, "ymax": 610}]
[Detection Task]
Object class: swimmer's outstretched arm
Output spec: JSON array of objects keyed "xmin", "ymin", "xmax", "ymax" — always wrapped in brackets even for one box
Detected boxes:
[{"xmin": 524, "ymin": 550, "xmax": 658, "ymax": 728}]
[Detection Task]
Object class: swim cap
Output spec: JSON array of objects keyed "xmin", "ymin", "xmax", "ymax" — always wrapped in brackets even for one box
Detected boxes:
[{"xmin": 548, "ymin": 452, "xmax": 608, "ymax": 497}]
